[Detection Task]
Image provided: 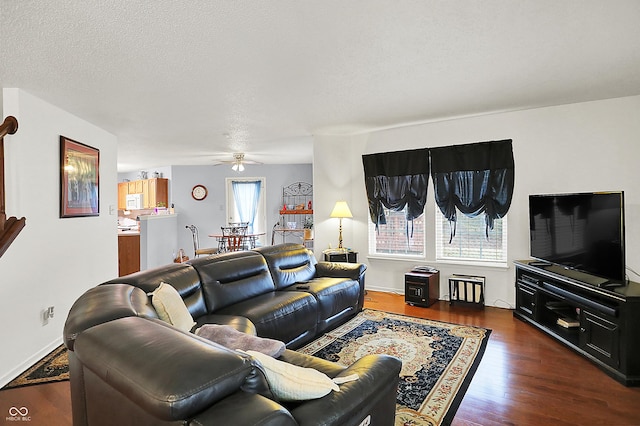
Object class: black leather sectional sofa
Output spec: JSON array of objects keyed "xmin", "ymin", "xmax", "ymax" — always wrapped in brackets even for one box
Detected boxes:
[{"xmin": 64, "ymin": 243, "xmax": 401, "ymax": 425}]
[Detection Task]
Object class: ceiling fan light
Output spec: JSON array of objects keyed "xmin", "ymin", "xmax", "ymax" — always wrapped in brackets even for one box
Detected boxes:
[{"xmin": 231, "ymin": 161, "xmax": 244, "ymax": 172}]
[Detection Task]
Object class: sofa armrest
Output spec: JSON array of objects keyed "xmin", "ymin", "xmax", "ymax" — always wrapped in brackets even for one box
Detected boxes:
[
  {"xmin": 315, "ymin": 261, "xmax": 366, "ymax": 280},
  {"xmin": 277, "ymin": 349, "xmax": 346, "ymax": 378},
  {"xmin": 74, "ymin": 316, "xmax": 264, "ymax": 421},
  {"xmin": 194, "ymin": 313, "xmax": 258, "ymax": 335},
  {"xmin": 193, "ymin": 392, "xmax": 297, "ymax": 426},
  {"xmin": 64, "ymin": 284, "xmax": 158, "ymax": 351},
  {"xmin": 289, "ymin": 354, "xmax": 401, "ymax": 426}
]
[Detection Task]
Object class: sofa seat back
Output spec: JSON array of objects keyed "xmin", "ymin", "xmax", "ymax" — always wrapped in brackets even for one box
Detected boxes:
[
  {"xmin": 189, "ymin": 251, "xmax": 276, "ymax": 312},
  {"xmin": 105, "ymin": 262, "xmax": 208, "ymax": 319},
  {"xmin": 64, "ymin": 284, "xmax": 158, "ymax": 351},
  {"xmin": 255, "ymin": 243, "xmax": 317, "ymax": 289}
]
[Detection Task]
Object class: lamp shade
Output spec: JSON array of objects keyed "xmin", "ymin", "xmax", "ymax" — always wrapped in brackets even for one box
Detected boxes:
[{"xmin": 330, "ymin": 201, "xmax": 353, "ymax": 218}]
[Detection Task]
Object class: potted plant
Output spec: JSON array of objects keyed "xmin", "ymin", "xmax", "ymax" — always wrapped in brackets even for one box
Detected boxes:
[{"xmin": 303, "ymin": 217, "xmax": 313, "ymax": 240}]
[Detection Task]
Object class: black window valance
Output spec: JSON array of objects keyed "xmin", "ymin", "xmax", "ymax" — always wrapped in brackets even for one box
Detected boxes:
[
  {"xmin": 362, "ymin": 148, "xmax": 430, "ymax": 230},
  {"xmin": 430, "ymin": 139, "xmax": 514, "ymax": 241},
  {"xmin": 362, "ymin": 140, "xmax": 515, "ymax": 243}
]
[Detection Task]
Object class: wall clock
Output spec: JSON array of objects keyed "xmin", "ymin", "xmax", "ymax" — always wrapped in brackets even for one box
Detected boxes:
[{"xmin": 191, "ymin": 184, "xmax": 208, "ymax": 201}]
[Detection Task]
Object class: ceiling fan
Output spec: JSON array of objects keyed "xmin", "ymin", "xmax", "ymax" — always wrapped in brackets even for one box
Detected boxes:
[{"xmin": 214, "ymin": 152, "xmax": 262, "ymax": 172}]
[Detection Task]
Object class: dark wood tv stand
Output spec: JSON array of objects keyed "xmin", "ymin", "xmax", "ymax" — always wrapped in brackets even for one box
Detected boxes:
[{"xmin": 514, "ymin": 260, "xmax": 640, "ymax": 386}]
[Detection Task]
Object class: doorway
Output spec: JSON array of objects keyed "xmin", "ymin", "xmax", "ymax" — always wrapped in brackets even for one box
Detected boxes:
[{"xmin": 225, "ymin": 177, "xmax": 267, "ymax": 247}]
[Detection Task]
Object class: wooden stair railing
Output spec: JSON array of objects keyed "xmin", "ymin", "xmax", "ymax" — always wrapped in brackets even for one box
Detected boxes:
[{"xmin": 0, "ymin": 116, "xmax": 26, "ymax": 258}]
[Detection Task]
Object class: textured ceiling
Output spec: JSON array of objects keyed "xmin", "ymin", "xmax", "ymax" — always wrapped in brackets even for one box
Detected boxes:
[{"xmin": 2, "ymin": 1, "xmax": 639, "ymax": 171}]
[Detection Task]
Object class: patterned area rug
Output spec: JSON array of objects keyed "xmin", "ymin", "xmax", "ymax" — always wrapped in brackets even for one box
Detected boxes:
[
  {"xmin": 297, "ymin": 309, "xmax": 491, "ymax": 426},
  {"xmin": 2, "ymin": 345, "xmax": 69, "ymax": 390}
]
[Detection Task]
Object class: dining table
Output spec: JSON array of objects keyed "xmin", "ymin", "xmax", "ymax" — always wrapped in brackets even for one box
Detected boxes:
[{"xmin": 208, "ymin": 231, "xmax": 265, "ymax": 251}]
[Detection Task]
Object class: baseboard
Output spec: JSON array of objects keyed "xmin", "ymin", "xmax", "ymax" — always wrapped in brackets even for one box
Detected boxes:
[
  {"xmin": 365, "ymin": 284, "xmax": 404, "ymax": 294},
  {"xmin": 0, "ymin": 337, "xmax": 63, "ymax": 388}
]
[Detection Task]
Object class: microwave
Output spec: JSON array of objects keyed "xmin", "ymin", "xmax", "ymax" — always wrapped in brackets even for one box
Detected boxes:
[{"xmin": 126, "ymin": 193, "xmax": 144, "ymax": 210}]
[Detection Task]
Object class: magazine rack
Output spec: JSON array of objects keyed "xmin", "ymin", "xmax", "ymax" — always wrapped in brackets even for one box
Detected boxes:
[{"xmin": 449, "ymin": 275, "xmax": 485, "ymax": 308}]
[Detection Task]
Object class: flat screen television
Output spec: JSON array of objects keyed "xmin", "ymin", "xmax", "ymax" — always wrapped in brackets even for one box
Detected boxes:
[{"xmin": 529, "ymin": 191, "xmax": 626, "ymax": 285}]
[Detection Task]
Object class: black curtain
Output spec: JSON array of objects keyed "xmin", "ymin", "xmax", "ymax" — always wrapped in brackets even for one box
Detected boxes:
[
  {"xmin": 362, "ymin": 148, "xmax": 430, "ymax": 231},
  {"xmin": 430, "ymin": 139, "xmax": 514, "ymax": 241}
]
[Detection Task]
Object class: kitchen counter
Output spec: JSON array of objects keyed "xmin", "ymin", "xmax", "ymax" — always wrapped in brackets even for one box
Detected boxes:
[{"xmin": 117, "ymin": 214, "xmax": 178, "ymax": 274}]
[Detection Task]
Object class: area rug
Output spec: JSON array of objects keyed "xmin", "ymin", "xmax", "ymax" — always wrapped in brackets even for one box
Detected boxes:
[
  {"xmin": 2, "ymin": 345, "xmax": 69, "ymax": 390},
  {"xmin": 297, "ymin": 309, "xmax": 491, "ymax": 426}
]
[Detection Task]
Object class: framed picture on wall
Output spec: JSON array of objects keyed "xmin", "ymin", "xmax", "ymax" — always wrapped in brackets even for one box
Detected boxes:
[{"xmin": 60, "ymin": 136, "xmax": 100, "ymax": 218}]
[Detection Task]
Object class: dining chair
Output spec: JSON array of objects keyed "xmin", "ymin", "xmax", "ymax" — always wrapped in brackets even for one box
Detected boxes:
[
  {"xmin": 221, "ymin": 225, "xmax": 248, "ymax": 252},
  {"xmin": 185, "ymin": 225, "xmax": 218, "ymax": 257},
  {"xmin": 228, "ymin": 221, "xmax": 249, "ymax": 228}
]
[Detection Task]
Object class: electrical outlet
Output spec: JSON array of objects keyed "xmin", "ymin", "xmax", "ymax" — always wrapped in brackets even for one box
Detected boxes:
[{"xmin": 41, "ymin": 306, "xmax": 54, "ymax": 326}]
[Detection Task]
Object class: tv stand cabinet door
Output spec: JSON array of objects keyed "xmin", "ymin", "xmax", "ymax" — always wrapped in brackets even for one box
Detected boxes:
[
  {"xmin": 580, "ymin": 309, "xmax": 620, "ymax": 369},
  {"xmin": 516, "ymin": 282, "xmax": 538, "ymax": 320}
]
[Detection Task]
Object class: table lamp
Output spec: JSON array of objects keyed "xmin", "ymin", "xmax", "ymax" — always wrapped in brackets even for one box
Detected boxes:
[{"xmin": 330, "ymin": 201, "xmax": 352, "ymax": 250}]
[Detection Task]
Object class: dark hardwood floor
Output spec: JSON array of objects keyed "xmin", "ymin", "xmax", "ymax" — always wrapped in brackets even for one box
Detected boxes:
[
  {"xmin": 1, "ymin": 291, "xmax": 639, "ymax": 425},
  {"xmin": 366, "ymin": 291, "xmax": 640, "ymax": 426}
]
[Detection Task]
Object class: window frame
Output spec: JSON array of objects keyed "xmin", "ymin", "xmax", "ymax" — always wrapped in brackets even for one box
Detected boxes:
[
  {"xmin": 225, "ymin": 177, "xmax": 267, "ymax": 246},
  {"xmin": 367, "ymin": 205, "xmax": 426, "ymax": 259},
  {"xmin": 434, "ymin": 206, "xmax": 508, "ymax": 268}
]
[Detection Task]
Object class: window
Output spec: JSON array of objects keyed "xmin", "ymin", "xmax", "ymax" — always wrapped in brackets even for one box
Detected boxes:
[
  {"xmin": 226, "ymin": 177, "xmax": 267, "ymax": 246},
  {"xmin": 435, "ymin": 208, "xmax": 507, "ymax": 264},
  {"xmin": 368, "ymin": 206, "xmax": 425, "ymax": 257}
]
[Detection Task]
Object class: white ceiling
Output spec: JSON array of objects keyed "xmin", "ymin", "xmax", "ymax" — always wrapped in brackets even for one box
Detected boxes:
[{"xmin": 2, "ymin": 1, "xmax": 639, "ymax": 172}]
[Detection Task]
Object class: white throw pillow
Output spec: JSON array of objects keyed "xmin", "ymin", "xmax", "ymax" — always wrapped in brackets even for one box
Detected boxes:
[
  {"xmin": 150, "ymin": 282, "xmax": 196, "ymax": 332},
  {"xmin": 243, "ymin": 350, "xmax": 339, "ymax": 401}
]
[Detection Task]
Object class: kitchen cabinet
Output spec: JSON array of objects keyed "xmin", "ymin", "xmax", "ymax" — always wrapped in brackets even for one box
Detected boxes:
[
  {"xmin": 118, "ymin": 233, "xmax": 140, "ymax": 276},
  {"xmin": 117, "ymin": 183, "xmax": 128, "ymax": 210},
  {"xmin": 128, "ymin": 180, "xmax": 143, "ymax": 194},
  {"xmin": 144, "ymin": 178, "xmax": 168, "ymax": 208},
  {"xmin": 117, "ymin": 178, "xmax": 169, "ymax": 210}
]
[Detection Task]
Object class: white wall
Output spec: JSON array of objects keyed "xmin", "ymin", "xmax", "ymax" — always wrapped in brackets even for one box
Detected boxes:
[
  {"xmin": 170, "ymin": 164, "xmax": 313, "ymax": 258},
  {"xmin": 313, "ymin": 96, "xmax": 640, "ymax": 308},
  {"xmin": 313, "ymin": 134, "xmax": 368, "ymax": 254},
  {"xmin": 0, "ymin": 89, "xmax": 118, "ymax": 387},
  {"xmin": 139, "ymin": 214, "xmax": 178, "ymax": 269}
]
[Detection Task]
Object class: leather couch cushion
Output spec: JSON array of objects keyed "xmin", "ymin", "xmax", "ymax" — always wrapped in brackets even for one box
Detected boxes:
[
  {"xmin": 217, "ymin": 291, "xmax": 318, "ymax": 348},
  {"xmin": 194, "ymin": 314, "xmax": 257, "ymax": 335},
  {"xmin": 315, "ymin": 261, "xmax": 367, "ymax": 280},
  {"xmin": 105, "ymin": 263, "xmax": 207, "ymax": 319},
  {"xmin": 190, "ymin": 251, "xmax": 277, "ymax": 312},
  {"xmin": 289, "ymin": 354, "xmax": 402, "ymax": 426},
  {"xmin": 255, "ymin": 243, "xmax": 317, "ymax": 289}
]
